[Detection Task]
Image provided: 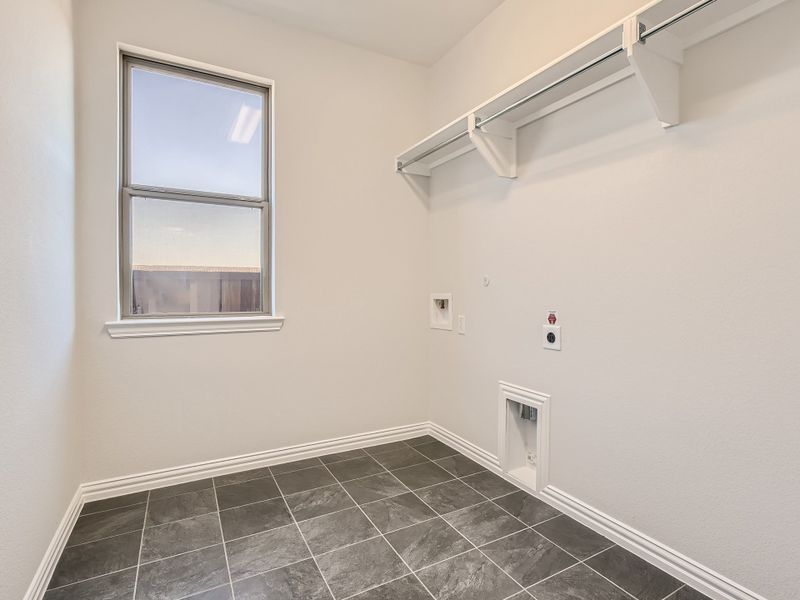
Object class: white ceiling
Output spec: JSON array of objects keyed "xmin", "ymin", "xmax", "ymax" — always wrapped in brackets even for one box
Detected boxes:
[{"xmin": 215, "ymin": 0, "xmax": 506, "ymax": 65}]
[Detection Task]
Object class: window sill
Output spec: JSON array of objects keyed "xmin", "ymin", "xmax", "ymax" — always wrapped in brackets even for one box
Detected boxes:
[{"xmin": 105, "ymin": 315, "xmax": 285, "ymax": 339}]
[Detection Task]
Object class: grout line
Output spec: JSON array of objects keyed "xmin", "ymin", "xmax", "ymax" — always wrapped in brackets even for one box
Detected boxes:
[
  {"xmin": 64, "ymin": 525, "xmax": 148, "ymax": 550},
  {"xmin": 131, "ymin": 490, "xmax": 150, "ymax": 600},
  {"xmin": 211, "ymin": 478, "xmax": 237, "ymax": 600},
  {"xmin": 316, "ymin": 461, "xmax": 439, "ymax": 600},
  {"xmin": 171, "ymin": 583, "xmax": 233, "ymax": 600},
  {"xmin": 271, "ymin": 471, "xmax": 338, "ymax": 600},
  {"xmin": 79, "ymin": 499, "xmax": 148, "ymax": 517},
  {"xmin": 137, "ymin": 541, "xmax": 226, "ymax": 567},
  {"xmin": 45, "ymin": 565, "xmax": 139, "ymax": 593}
]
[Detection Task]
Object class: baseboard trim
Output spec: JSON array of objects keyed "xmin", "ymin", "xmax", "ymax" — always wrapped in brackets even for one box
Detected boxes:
[
  {"xmin": 426, "ymin": 422, "xmax": 767, "ymax": 600},
  {"xmin": 81, "ymin": 422, "xmax": 428, "ymax": 503},
  {"xmin": 540, "ymin": 486, "xmax": 767, "ymax": 600},
  {"xmin": 22, "ymin": 488, "xmax": 82, "ymax": 600},
  {"xmin": 27, "ymin": 421, "xmax": 766, "ymax": 600}
]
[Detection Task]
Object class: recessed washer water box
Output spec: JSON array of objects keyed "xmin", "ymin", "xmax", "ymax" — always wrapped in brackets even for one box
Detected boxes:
[
  {"xmin": 430, "ymin": 293, "xmax": 453, "ymax": 330},
  {"xmin": 498, "ymin": 381, "xmax": 550, "ymax": 492}
]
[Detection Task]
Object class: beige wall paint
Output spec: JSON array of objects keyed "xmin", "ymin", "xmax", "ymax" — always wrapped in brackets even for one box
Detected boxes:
[
  {"xmin": 0, "ymin": 1, "xmax": 79, "ymax": 598},
  {"xmin": 426, "ymin": 2, "xmax": 800, "ymax": 599},
  {"xmin": 73, "ymin": 0, "xmax": 431, "ymax": 482}
]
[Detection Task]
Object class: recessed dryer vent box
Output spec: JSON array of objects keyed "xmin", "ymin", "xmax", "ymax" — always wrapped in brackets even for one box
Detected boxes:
[
  {"xmin": 498, "ymin": 381, "xmax": 550, "ymax": 492},
  {"xmin": 430, "ymin": 293, "xmax": 453, "ymax": 330}
]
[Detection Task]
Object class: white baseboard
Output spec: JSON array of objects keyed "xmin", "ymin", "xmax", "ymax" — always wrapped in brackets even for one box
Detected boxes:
[
  {"xmin": 426, "ymin": 422, "xmax": 767, "ymax": 600},
  {"xmin": 22, "ymin": 488, "xmax": 82, "ymax": 600},
  {"xmin": 27, "ymin": 420, "xmax": 766, "ymax": 600},
  {"xmin": 81, "ymin": 422, "xmax": 428, "ymax": 503}
]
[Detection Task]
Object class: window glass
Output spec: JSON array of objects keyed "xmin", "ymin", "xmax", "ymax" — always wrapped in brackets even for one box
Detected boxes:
[
  {"xmin": 129, "ymin": 65, "xmax": 264, "ymax": 197},
  {"xmin": 130, "ymin": 196, "xmax": 262, "ymax": 315}
]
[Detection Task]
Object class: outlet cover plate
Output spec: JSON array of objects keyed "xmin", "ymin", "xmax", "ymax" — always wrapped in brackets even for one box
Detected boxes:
[{"xmin": 543, "ymin": 325, "xmax": 561, "ymax": 350}]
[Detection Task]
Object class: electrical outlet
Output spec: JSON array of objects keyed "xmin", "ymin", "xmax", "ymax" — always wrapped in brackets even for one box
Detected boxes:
[
  {"xmin": 457, "ymin": 315, "xmax": 466, "ymax": 335},
  {"xmin": 543, "ymin": 325, "xmax": 561, "ymax": 350}
]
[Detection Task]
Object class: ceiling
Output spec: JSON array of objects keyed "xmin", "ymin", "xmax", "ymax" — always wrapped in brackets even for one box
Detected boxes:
[{"xmin": 215, "ymin": 0, "xmax": 506, "ymax": 66}]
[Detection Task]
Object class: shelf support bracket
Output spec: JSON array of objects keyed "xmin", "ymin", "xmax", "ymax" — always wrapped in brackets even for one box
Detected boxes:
[
  {"xmin": 468, "ymin": 114, "xmax": 517, "ymax": 179},
  {"xmin": 624, "ymin": 16, "xmax": 684, "ymax": 128}
]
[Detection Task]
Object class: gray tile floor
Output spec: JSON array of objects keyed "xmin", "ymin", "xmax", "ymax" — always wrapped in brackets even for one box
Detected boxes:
[{"xmin": 46, "ymin": 436, "xmax": 713, "ymax": 600}]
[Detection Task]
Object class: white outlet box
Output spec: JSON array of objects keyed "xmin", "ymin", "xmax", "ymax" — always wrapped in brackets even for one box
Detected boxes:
[{"xmin": 543, "ymin": 325, "xmax": 561, "ymax": 350}]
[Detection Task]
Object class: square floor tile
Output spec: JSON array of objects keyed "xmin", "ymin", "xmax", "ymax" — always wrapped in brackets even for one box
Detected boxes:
[
  {"xmin": 136, "ymin": 544, "xmax": 229, "ymax": 600},
  {"xmin": 391, "ymin": 462, "xmax": 453, "ymax": 490},
  {"xmin": 327, "ymin": 456, "xmax": 385, "ymax": 482},
  {"xmin": 298, "ymin": 507, "xmax": 378, "ymax": 554},
  {"xmin": 213, "ymin": 467, "xmax": 272, "ymax": 487},
  {"xmin": 215, "ymin": 477, "xmax": 281, "ymax": 510},
  {"xmin": 315, "ymin": 537, "xmax": 409, "ymax": 598},
  {"xmin": 319, "ymin": 449, "xmax": 367, "ymax": 464},
  {"xmin": 586, "ymin": 545, "xmax": 682, "ymax": 600},
  {"xmin": 270, "ymin": 457, "xmax": 324, "ymax": 475},
  {"xmin": 275, "ymin": 466, "xmax": 336, "ymax": 495},
  {"xmin": 226, "ymin": 524, "xmax": 310, "ymax": 581},
  {"xmin": 434, "ymin": 454, "xmax": 486, "ymax": 478},
  {"xmin": 417, "ymin": 549, "xmax": 521, "ymax": 600},
  {"xmin": 533, "ymin": 516, "xmax": 614, "ymax": 560},
  {"xmin": 493, "ymin": 491, "xmax": 560, "ymax": 526},
  {"xmin": 285, "ymin": 484, "xmax": 355, "ymax": 521},
  {"xmin": 342, "ymin": 472, "xmax": 409, "ymax": 504},
  {"xmin": 219, "ymin": 497, "xmax": 293, "ymax": 540},
  {"xmin": 361, "ymin": 492, "xmax": 437, "ymax": 533},
  {"xmin": 372, "ymin": 447, "xmax": 428, "ymax": 470},
  {"xmin": 233, "ymin": 559, "xmax": 332, "ymax": 600},
  {"xmin": 415, "ymin": 480, "xmax": 486, "ymax": 515},
  {"xmin": 147, "ymin": 488, "xmax": 218, "ymax": 526},
  {"xmin": 81, "ymin": 492, "xmax": 147, "ymax": 516},
  {"xmin": 141, "ymin": 513, "xmax": 223, "ymax": 563},
  {"xmin": 481, "ymin": 529, "xmax": 577, "ymax": 587},
  {"xmin": 150, "ymin": 479, "xmax": 213, "ymax": 501},
  {"xmin": 405, "ymin": 435, "xmax": 437, "ymax": 447},
  {"xmin": 443, "ymin": 501, "xmax": 525, "ymax": 546},
  {"xmin": 461, "ymin": 471, "xmax": 518, "ymax": 499},
  {"xmin": 49, "ymin": 531, "xmax": 141, "ymax": 588},
  {"xmin": 529, "ymin": 563, "xmax": 629, "ymax": 600},
  {"xmin": 385, "ymin": 517, "xmax": 472, "ymax": 570},
  {"xmin": 364, "ymin": 441, "xmax": 412, "ymax": 456},
  {"xmin": 414, "ymin": 440, "xmax": 459, "ymax": 460},
  {"xmin": 68, "ymin": 504, "xmax": 145, "ymax": 546},
  {"xmin": 44, "ymin": 567, "xmax": 136, "ymax": 600}
]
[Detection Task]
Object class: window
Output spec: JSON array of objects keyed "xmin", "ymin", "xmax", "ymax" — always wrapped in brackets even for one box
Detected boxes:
[{"xmin": 120, "ymin": 54, "xmax": 270, "ymax": 318}]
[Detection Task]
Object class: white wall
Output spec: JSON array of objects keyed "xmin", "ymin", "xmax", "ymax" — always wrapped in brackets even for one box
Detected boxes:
[
  {"xmin": 73, "ymin": 0, "xmax": 431, "ymax": 482},
  {"xmin": 0, "ymin": 1, "xmax": 79, "ymax": 598},
  {"xmin": 426, "ymin": 2, "xmax": 800, "ymax": 599}
]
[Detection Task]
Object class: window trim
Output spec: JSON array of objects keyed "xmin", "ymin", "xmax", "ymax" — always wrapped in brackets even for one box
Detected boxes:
[{"xmin": 117, "ymin": 50, "xmax": 275, "ymax": 324}]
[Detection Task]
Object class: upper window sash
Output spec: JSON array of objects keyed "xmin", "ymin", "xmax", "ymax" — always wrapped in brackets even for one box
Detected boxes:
[{"xmin": 122, "ymin": 55, "xmax": 270, "ymax": 203}]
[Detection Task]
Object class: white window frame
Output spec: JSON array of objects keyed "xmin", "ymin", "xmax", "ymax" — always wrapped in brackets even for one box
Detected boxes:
[{"xmin": 106, "ymin": 46, "xmax": 282, "ymax": 338}]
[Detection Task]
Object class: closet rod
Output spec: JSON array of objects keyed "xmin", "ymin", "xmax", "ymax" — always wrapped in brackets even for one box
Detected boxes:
[
  {"xmin": 475, "ymin": 45, "xmax": 624, "ymax": 130},
  {"xmin": 641, "ymin": 0, "xmax": 719, "ymax": 41},
  {"xmin": 396, "ymin": 129, "xmax": 470, "ymax": 172},
  {"xmin": 396, "ymin": 46, "xmax": 623, "ymax": 172},
  {"xmin": 397, "ymin": 0, "xmax": 719, "ymax": 173}
]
